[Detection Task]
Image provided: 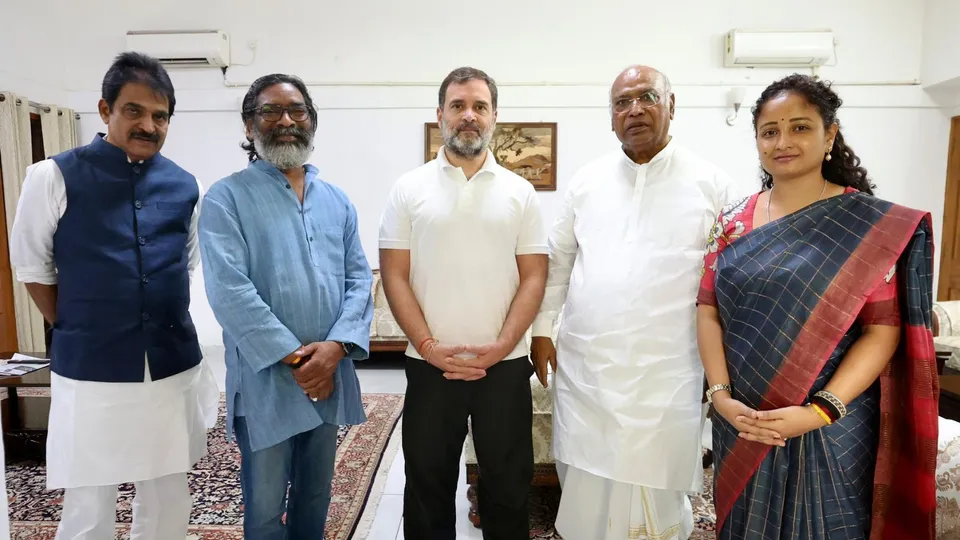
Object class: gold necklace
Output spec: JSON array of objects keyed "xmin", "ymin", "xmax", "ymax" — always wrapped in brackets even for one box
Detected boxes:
[{"xmin": 766, "ymin": 179, "xmax": 828, "ymax": 224}]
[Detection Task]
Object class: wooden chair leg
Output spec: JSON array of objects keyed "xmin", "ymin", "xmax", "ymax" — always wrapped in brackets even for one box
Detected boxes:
[{"xmin": 467, "ymin": 484, "xmax": 480, "ymax": 528}]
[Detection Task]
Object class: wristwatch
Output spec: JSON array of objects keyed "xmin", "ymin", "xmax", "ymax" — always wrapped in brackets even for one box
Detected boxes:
[
  {"xmin": 705, "ymin": 383, "xmax": 732, "ymax": 404},
  {"xmin": 337, "ymin": 341, "xmax": 354, "ymax": 356}
]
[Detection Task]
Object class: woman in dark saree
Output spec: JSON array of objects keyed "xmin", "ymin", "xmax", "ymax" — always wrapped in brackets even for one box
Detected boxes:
[{"xmin": 696, "ymin": 74, "xmax": 938, "ymax": 540}]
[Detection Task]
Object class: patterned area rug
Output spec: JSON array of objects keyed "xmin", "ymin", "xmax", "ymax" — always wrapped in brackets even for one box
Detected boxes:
[{"xmin": 4, "ymin": 393, "xmax": 405, "ymax": 539}]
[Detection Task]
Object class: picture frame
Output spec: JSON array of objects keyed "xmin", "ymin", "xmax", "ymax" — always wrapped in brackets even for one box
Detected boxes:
[{"xmin": 424, "ymin": 122, "xmax": 558, "ymax": 191}]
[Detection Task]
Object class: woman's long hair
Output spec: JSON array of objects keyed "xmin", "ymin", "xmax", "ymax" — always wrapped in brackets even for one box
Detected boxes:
[{"xmin": 752, "ymin": 74, "xmax": 875, "ymax": 195}]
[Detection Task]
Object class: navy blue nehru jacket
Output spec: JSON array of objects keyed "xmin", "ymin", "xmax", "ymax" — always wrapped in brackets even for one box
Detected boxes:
[{"xmin": 49, "ymin": 133, "xmax": 202, "ymax": 383}]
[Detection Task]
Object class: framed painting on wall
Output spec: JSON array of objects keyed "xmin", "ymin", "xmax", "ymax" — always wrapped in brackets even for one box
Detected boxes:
[{"xmin": 424, "ymin": 122, "xmax": 558, "ymax": 191}]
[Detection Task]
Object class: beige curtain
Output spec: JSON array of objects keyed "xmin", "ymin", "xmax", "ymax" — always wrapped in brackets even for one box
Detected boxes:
[
  {"xmin": 0, "ymin": 91, "xmax": 45, "ymax": 352},
  {"xmin": 0, "ymin": 93, "xmax": 79, "ymax": 353},
  {"xmin": 40, "ymin": 105, "xmax": 79, "ymax": 157}
]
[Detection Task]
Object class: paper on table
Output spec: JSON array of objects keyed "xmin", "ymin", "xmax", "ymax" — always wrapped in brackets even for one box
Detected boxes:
[
  {"xmin": 0, "ymin": 364, "xmax": 45, "ymax": 376},
  {"xmin": 9, "ymin": 353, "xmax": 47, "ymax": 362},
  {"xmin": 0, "ymin": 353, "xmax": 48, "ymax": 376}
]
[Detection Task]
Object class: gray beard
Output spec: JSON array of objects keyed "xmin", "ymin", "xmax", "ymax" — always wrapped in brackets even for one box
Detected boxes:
[
  {"xmin": 441, "ymin": 119, "xmax": 493, "ymax": 159},
  {"xmin": 254, "ymin": 133, "xmax": 313, "ymax": 170}
]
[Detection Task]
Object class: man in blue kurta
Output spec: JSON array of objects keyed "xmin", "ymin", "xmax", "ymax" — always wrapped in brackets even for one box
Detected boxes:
[
  {"xmin": 9, "ymin": 52, "xmax": 219, "ymax": 539},
  {"xmin": 198, "ymin": 73, "xmax": 374, "ymax": 539}
]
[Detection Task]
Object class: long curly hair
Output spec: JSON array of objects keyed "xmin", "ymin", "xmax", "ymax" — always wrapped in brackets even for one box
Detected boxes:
[{"xmin": 751, "ymin": 74, "xmax": 874, "ymax": 195}]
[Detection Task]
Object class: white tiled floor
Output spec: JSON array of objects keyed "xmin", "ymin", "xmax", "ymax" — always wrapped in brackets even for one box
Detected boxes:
[{"xmin": 204, "ymin": 351, "xmax": 483, "ymax": 539}]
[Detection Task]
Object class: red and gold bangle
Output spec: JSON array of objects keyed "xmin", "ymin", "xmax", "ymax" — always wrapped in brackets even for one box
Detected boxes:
[{"xmin": 812, "ymin": 391, "xmax": 846, "ymax": 421}]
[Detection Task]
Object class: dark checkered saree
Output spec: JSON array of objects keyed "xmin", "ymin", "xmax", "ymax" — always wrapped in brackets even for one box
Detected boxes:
[{"xmin": 711, "ymin": 193, "xmax": 938, "ymax": 540}]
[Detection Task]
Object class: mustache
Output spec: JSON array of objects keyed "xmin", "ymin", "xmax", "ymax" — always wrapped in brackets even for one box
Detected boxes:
[
  {"xmin": 456, "ymin": 123, "xmax": 480, "ymax": 134},
  {"xmin": 129, "ymin": 130, "xmax": 159, "ymax": 143},
  {"xmin": 264, "ymin": 126, "xmax": 310, "ymax": 145}
]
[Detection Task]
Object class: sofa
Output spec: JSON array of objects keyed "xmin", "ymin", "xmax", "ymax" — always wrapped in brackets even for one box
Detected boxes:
[
  {"xmin": 369, "ymin": 269, "xmax": 409, "ymax": 352},
  {"xmin": 934, "ymin": 301, "xmax": 960, "ymax": 539}
]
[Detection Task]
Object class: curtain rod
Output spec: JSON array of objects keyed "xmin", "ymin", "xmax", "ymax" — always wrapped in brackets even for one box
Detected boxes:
[{"xmin": 0, "ymin": 94, "xmax": 81, "ymax": 120}]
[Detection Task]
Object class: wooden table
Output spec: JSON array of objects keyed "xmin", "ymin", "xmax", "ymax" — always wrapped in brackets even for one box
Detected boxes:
[
  {"xmin": 0, "ymin": 352, "xmax": 50, "ymax": 463},
  {"xmin": 941, "ymin": 372, "xmax": 960, "ymax": 422}
]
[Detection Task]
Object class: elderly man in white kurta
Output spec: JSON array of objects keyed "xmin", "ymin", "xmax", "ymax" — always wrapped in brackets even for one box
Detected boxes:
[{"xmin": 530, "ymin": 66, "xmax": 735, "ymax": 539}]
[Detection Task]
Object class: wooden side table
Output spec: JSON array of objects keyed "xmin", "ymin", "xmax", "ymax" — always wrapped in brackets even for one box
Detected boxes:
[
  {"xmin": 0, "ymin": 352, "xmax": 51, "ymax": 463},
  {"xmin": 941, "ymin": 372, "xmax": 960, "ymax": 422}
]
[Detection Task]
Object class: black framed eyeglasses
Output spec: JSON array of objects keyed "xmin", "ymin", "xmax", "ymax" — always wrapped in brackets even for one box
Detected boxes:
[{"xmin": 251, "ymin": 104, "xmax": 310, "ymax": 122}]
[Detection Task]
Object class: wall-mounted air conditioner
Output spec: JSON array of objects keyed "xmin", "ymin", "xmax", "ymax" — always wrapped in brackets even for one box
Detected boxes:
[
  {"xmin": 724, "ymin": 30, "xmax": 835, "ymax": 68},
  {"xmin": 125, "ymin": 30, "xmax": 230, "ymax": 68}
]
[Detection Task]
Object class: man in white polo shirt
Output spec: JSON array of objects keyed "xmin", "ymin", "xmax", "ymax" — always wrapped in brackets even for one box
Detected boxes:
[{"xmin": 379, "ymin": 66, "xmax": 548, "ymax": 540}]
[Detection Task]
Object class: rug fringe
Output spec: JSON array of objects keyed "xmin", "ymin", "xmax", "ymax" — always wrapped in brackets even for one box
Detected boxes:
[{"xmin": 353, "ymin": 418, "xmax": 403, "ymax": 539}]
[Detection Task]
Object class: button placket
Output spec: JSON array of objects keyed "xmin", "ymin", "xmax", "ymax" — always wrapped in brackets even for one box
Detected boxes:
[{"xmin": 454, "ymin": 170, "xmax": 475, "ymax": 212}]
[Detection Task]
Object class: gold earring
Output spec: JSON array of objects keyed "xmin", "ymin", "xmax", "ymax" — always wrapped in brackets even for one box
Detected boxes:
[{"xmin": 825, "ymin": 149, "xmax": 832, "ymax": 161}]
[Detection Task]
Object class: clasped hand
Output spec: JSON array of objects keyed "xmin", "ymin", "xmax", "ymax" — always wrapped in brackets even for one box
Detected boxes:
[
  {"xmin": 423, "ymin": 340, "xmax": 512, "ymax": 381},
  {"xmin": 713, "ymin": 395, "xmax": 828, "ymax": 447},
  {"xmin": 289, "ymin": 341, "xmax": 343, "ymax": 401}
]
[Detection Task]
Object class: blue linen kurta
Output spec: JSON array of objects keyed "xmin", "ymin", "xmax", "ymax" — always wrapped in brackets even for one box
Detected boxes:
[{"xmin": 198, "ymin": 159, "xmax": 373, "ymax": 452}]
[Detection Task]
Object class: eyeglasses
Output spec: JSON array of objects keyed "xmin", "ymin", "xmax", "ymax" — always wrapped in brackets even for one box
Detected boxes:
[
  {"xmin": 611, "ymin": 91, "xmax": 662, "ymax": 113},
  {"xmin": 250, "ymin": 104, "xmax": 310, "ymax": 122}
]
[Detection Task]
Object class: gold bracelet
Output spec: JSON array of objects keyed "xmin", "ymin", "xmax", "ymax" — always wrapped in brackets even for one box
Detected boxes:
[{"xmin": 811, "ymin": 403, "xmax": 833, "ymax": 425}]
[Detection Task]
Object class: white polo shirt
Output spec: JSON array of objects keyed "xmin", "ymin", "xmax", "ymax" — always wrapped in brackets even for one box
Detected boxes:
[{"xmin": 379, "ymin": 146, "xmax": 548, "ymax": 360}]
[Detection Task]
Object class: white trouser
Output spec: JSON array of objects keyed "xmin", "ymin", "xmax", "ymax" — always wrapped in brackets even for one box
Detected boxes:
[{"xmin": 55, "ymin": 472, "xmax": 191, "ymax": 540}]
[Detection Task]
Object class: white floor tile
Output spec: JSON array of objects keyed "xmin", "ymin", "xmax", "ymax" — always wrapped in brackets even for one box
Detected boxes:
[
  {"xmin": 356, "ymin": 367, "xmax": 407, "ymax": 394},
  {"xmin": 365, "ymin": 494, "xmax": 403, "ymax": 539},
  {"xmin": 383, "ymin": 447, "xmax": 406, "ymax": 495}
]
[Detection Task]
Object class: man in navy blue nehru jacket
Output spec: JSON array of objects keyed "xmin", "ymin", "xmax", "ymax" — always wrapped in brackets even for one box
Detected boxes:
[{"xmin": 8, "ymin": 51, "xmax": 219, "ymax": 540}]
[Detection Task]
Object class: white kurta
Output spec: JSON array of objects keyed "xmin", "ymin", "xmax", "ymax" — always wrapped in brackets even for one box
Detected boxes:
[
  {"xmin": 8, "ymin": 159, "xmax": 220, "ymax": 490},
  {"xmin": 532, "ymin": 140, "xmax": 734, "ymax": 537}
]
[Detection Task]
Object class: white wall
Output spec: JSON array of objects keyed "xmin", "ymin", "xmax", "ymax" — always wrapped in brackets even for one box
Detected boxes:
[
  {"xmin": 57, "ymin": 0, "xmax": 927, "ymax": 90},
  {"xmin": 922, "ymin": 0, "xmax": 960, "ymax": 89},
  {"xmin": 7, "ymin": 0, "xmax": 955, "ymax": 347},
  {"xmin": 0, "ymin": 0, "xmax": 68, "ymax": 104}
]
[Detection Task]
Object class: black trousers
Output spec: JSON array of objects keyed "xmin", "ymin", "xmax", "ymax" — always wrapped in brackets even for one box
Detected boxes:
[{"xmin": 403, "ymin": 356, "xmax": 535, "ymax": 540}]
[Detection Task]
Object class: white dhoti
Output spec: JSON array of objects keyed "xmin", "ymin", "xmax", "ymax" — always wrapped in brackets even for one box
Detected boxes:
[
  {"xmin": 47, "ymin": 357, "xmax": 219, "ymax": 540},
  {"xmin": 556, "ymin": 462, "xmax": 693, "ymax": 540}
]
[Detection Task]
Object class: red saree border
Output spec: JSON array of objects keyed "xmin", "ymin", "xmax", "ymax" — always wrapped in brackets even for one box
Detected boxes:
[
  {"xmin": 870, "ymin": 212, "xmax": 939, "ymax": 540},
  {"xmin": 714, "ymin": 204, "xmax": 934, "ymax": 535}
]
